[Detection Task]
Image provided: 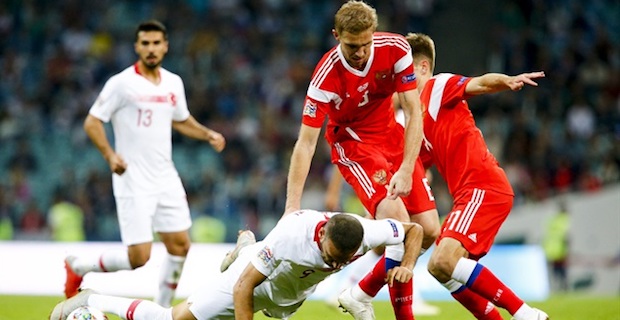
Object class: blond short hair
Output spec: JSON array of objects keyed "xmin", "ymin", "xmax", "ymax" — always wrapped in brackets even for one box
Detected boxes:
[
  {"xmin": 406, "ymin": 33, "xmax": 436, "ymax": 72},
  {"xmin": 334, "ymin": 1, "xmax": 378, "ymax": 35}
]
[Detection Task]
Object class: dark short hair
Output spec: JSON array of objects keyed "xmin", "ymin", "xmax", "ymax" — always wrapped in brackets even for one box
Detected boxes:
[
  {"xmin": 326, "ymin": 214, "xmax": 364, "ymax": 253},
  {"xmin": 135, "ymin": 19, "xmax": 167, "ymax": 42}
]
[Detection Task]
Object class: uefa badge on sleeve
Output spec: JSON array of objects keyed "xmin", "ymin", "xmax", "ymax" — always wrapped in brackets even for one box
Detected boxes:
[{"xmin": 303, "ymin": 99, "xmax": 317, "ymax": 118}]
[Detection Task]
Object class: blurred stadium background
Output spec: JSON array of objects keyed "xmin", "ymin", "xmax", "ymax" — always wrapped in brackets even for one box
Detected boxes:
[{"xmin": 0, "ymin": 0, "xmax": 618, "ymax": 299}]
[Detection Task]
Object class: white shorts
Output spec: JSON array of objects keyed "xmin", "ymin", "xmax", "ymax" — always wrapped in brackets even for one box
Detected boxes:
[
  {"xmin": 115, "ymin": 188, "xmax": 191, "ymax": 246},
  {"xmin": 187, "ymin": 244, "xmax": 301, "ymax": 320}
]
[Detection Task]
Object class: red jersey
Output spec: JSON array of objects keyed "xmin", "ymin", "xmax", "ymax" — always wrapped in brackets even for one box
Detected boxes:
[
  {"xmin": 420, "ymin": 73, "xmax": 514, "ymax": 202},
  {"xmin": 302, "ymin": 32, "xmax": 417, "ymax": 145}
]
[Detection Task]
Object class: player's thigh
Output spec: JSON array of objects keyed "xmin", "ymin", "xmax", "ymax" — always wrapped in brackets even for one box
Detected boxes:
[
  {"xmin": 437, "ymin": 188, "xmax": 513, "ymax": 259},
  {"xmin": 332, "ymin": 141, "xmax": 395, "ymax": 216},
  {"xmin": 153, "ymin": 186, "xmax": 192, "ymax": 234},
  {"xmin": 116, "ymin": 195, "xmax": 158, "ymax": 246},
  {"xmin": 402, "ymin": 158, "xmax": 437, "ymax": 216},
  {"xmin": 187, "ymin": 292, "xmax": 235, "ymax": 320},
  {"xmin": 187, "ymin": 272, "xmax": 238, "ymax": 319}
]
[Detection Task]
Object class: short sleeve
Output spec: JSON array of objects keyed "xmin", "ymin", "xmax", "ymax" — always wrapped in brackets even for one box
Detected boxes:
[
  {"xmin": 393, "ymin": 38, "xmax": 417, "ymax": 93},
  {"xmin": 301, "ymin": 97, "xmax": 328, "ymax": 128},
  {"xmin": 359, "ymin": 218, "xmax": 405, "ymax": 249},
  {"xmin": 89, "ymin": 77, "xmax": 123, "ymax": 122},
  {"xmin": 172, "ymin": 76, "xmax": 190, "ymax": 121}
]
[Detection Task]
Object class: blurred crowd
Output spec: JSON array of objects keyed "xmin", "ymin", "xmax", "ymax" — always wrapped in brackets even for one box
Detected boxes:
[{"xmin": 0, "ymin": 0, "xmax": 618, "ymax": 242}]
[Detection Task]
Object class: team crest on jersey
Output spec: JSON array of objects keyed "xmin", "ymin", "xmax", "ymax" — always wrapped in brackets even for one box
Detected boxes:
[
  {"xmin": 401, "ymin": 73, "xmax": 416, "ymax": 84},
  {"xmin": 372, "ymin": 169, "xmax": 387, "ymax": 185},
  {"xmin": 257, "ymin": 246, "xmax": 274, "ymax": 267},
  {"xmin": 168, "ymin": 92, "xmax": 177, "ymax": 107},
  {"xmin": 457, "ymin": 76, "xmax": 468, "ymax": 86},
  {"xmin": 303, "ymin": 99, "xmax": 317, "ymax": 118},
  {"xmin": 375, "ymin": 70, "xmax": 390, "ymax": 80}
]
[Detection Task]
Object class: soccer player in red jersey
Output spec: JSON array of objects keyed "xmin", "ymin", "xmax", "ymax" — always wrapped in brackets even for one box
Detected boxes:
[
  {"xmin": 284, "ymin": 1, "xmax": 439, "ymax": 319},
  {"xmin": 407, "ymin": 33, "xmax": 549, "ymax": 320}
]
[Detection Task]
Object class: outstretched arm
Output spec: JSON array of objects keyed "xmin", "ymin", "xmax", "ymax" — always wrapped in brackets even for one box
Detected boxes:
[
  {"xmin": 284, "ymin": 124, "xmax": 322, "ymax": 216},
  {"xmin": 172, "ymin": 115, "xmax": 226, "ymax": 152},
  {"xmin": 465, "ymin": 71, "xmax": 545, "ymax": 96},
  {"xmin": 233, "ymin": 263, "xmax": 268, "ymax": 320}
]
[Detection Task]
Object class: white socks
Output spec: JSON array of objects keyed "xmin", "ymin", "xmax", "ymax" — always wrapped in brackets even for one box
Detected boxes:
[
  {"xmin": 351, "ymin": 284, "xmax": 374, "ymax": 303},
  {"xmin": 72, "ymin": 250, "xmax": 132, "ymax": 275},
  {"xmin": 347, "ymin": 250, "xmax": 382, "ymax": 285},
  {"xmin": 451, "ymin": 257, "xmax": 477, "ymax": 284},
  {"xmin": 89, "ymin": 294, "xmax": 172, "ymax": 320},
  {"xmin": 155, "ymin": 253, "xmax": 186, "ymax": 307}
]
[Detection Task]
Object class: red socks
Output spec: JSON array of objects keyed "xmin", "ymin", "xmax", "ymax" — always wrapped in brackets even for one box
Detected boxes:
[
  {"xmin": 358, "ymin": 256, "xmax": 414, "ymax": 320},
  {"xmin": 388, "ymin": 278, "xmax": 414, "ymax": 319},
  {"xmin": 467, "ymin": 265, "xmax": 524, "ymax": 315},
  {"xmin": 451, "ymin": 286, "xmax": 503, "ymax": 320},
  {"xmin": 358, "ymin": 255, "xmax": 387, "ymax": 297}
]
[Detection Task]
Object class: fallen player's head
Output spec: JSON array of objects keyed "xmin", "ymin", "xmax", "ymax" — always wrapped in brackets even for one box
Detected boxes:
[{"xmin": 319, "ymin": 214, "xmax": 364, "ymax": 269}]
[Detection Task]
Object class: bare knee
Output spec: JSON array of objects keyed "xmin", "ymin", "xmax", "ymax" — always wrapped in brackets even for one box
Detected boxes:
[
  {"xmin": 128, "ymin": 249, "xmax": 151, "ymax": 269},
  {"xmin": 168, "ymin": 241, "xmax": 190, "ymax": 257},
  {"xmin": 161, "ymin": 231, "xmax": 191, "ymax": 257},
  {"xmin": 427, "ymin": 238, "xmax": 467, "ymax": 283},
  {"xmin": 427, "ymin": 251, "xmax": 454, "ymax": 283}
]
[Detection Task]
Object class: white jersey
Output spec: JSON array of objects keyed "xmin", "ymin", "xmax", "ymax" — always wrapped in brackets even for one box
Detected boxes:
[
  {"xmin": 89, "ymin": 64, "xmax": 190, "ymax": 197},
  {"xmin": 186, "ymin": 209, "xmax": 406, "ymax": 319},
  {"xmin": 250, "ymin": 209, "xmax": 405, "ymax": 308}
]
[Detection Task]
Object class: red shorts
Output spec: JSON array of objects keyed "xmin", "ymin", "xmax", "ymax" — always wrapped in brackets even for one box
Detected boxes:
[
  {"xmin": 436, "ymin": 188, "xmax": 514, "ymax": 260},
  {"xmin": 331, "ymin": 126, "xmax": 435, "ymax": 217}
]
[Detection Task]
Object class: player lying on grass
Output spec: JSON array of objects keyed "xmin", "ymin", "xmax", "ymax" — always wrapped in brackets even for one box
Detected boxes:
[{"xmin": 51, "ymin": 209, "xmax": 423, "ymax": 320}]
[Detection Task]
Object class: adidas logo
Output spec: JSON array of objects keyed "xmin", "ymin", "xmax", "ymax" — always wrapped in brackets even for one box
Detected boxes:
[
  {"xmin": 484, "ymin": 302, "xmax": 495, "ymax": 315},
  {"xmin": 468, "ymin": 233, "xmax": 477, "ymax": 243}
]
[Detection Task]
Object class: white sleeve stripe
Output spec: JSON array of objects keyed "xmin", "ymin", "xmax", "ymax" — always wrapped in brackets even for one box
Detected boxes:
[
  {"xmin": 374, "ymin": 40, "xmax": 409, "ymax": 54},
  {"xmin": 335, "ymin": 143, "xmax": 375, "ymax": 198},
  {"xmin": 307, "ymin": 85, "xmax": 338, "ymax": 104},
  {"xmin": 394, "ymin": 53, "xmax": 413, "ymax": 74},
  {"xmin": 373, "ymin": 35, "xmax": 409, "ymax": 49},
  {"xmin": 428, "ymin": 73, "xmax": 453, "ymax": 120},
  {"xmin": 311, "ymin": 51, "xmax": 339, "ymax": 88}
]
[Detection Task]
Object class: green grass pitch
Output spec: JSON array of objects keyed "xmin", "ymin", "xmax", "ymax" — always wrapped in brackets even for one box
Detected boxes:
[{"xmin": 1, "ymin": 294, "xmax": 618, "ymax": 319}]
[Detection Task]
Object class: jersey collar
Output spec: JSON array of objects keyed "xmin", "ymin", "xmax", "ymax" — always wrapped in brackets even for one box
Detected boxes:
[{"xmin": 337, "ymin": 39, "xmax": 374, "ymax": 77}]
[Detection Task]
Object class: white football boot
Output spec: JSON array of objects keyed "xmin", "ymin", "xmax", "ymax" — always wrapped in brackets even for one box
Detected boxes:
[
  {"xmin": 220, "ymin": 230, "xmax": 256, "ymax": 272},
  {"xmin": 338, "ymin": 287, "xmax": 375, "ymax": 320}
]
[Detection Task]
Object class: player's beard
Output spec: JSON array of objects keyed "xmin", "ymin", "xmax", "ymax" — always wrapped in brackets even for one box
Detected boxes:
[{"xmin": 142, "ymin": 55, "xmax": 161, "ymax": 69}]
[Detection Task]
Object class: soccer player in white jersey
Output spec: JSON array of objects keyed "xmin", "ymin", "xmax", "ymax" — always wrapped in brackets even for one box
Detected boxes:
[
  {"xmin": 51, "ymin": 210, "xmax": 424, "ymax": 320},
  {"xmin": 63, "ymin": 20, "xmax": 226, "ymax": 307}
]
